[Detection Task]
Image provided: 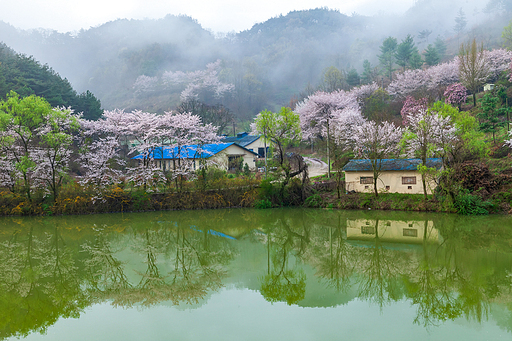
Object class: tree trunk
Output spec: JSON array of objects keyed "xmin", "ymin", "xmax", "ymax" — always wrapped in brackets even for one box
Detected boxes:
[
  {"xmin": 373, "ymin": 173, "xmax": 379, "ymax": 197},
  {"xmin": 327, "ymin": 117, "xmax": 331, "ymax": 179}
]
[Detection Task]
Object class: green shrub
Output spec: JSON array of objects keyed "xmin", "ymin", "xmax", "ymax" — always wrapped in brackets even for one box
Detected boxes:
[
  {"xmin": 255, "ymin": 198, "xmax": 272, "ymax": 209},
  {"xmin": 304, "ymin": 194, "xmax": 323, "ymax": 207},
  {"xmin": 454, "ymin": 192, "xmax": 491, "ymax": 215}
]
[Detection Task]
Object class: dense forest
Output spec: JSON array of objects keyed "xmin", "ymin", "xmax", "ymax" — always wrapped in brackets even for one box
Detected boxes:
[
  {"xmin": 0, "ymin": 44, "xmax": 102, "ymax": 120},
  {"xmin": 0, "ymin": 0, "xmax": 511, "ymax": 126}
]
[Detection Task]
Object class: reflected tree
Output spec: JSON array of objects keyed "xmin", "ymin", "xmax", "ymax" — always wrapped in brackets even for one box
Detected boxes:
[
  {"xmin": 357, "ymin": 219, "xmax": 407, "ymax": 308},
  {"xmin": 308, "ymin": 215, "xmax": 355, "ymax": 293},
  {"xmin": 260, "ymin": 216, "xmax": 309, "ymax": 305}
]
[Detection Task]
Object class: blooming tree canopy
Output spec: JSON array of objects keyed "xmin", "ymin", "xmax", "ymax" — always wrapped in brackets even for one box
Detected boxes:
[
  {"xmin": 443, "ymin": 83, "xmax": 468, "ymax": 108},
  {"xmin": 352, "ymin": 120, "xmax": 403, "ymax": 197},
  {"xmin": 162, "ymin": 60, "xmax": 234, "ymax": 104},
  {"xmin": 403, "ymin": 108, "xmax": 456, "ymax": 198},
  {"xmin": 400, "ymin": 96, "xmax": 428, "ymax": 125},
  {"xmin": 295, "ymin": 85, "xmax": 377, "ymax": 176}
]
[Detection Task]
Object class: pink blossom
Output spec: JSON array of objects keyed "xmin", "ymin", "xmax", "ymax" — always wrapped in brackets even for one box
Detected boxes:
[
  {"xmin": 484, "ymin": 49, "xmax": 512, "ymax": 81},
  {"xmin": 444, "ymin": 83, "xmax": 467, "ymax": 106},
  {"xmin": 133, "ymin": 75, "xmax": 159, "ymax": 94},
  {"xmin": 162, "ymin": 60, "xmax": 234, "ymax": 103},
  {"xmin": 295, "ymin": 89, "xmax": 359, "ymax": 141},
  {"xmin": 400, "ymin": 96, "xmax": 428, "ymax": 125}
]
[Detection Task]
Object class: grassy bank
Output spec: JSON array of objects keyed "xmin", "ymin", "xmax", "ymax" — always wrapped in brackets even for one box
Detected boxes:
[
  {"xmin": 0, "ymin": 185, "xmax": 260, "ymax": 216},
  {"xmin": 303, "ymin": 189, "xmax": 512, "ymax": 215}
]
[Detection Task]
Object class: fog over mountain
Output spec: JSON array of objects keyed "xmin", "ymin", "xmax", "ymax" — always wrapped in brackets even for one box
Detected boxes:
[{"xmin": 0, "ymin": 0, "xmax": 510, "ymax": 121}]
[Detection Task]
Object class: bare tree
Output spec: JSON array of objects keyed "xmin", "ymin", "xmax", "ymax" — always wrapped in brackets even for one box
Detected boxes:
[{"xmin": 459, "ymin": 39, "xmax": 489, "ymax": 107}]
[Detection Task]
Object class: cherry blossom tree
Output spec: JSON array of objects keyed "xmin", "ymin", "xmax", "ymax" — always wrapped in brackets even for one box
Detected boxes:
[
  {"xmin": 506, "ymin": 131, "xmax": 512, "ymax": 148},
  {"xmin": 162, "ymin": 60, "xmax": 234, "ymax": 104},
  {"xmin": 78, "ymin": 133, "xmax": 125, "ymax": 190},
  {"xmin": 443, "ymin": 83, "xmax": 467, "ymax": 109},
  {"xmin": 0, "ymin": 92, "xmax": 53, "ymax": 199},
  {"xmin": 352, "ymin": 120, "xmax": 403, "ymax": 197},
  {"xmin": 400, "ymin": 96, "xmax": 428, "ymax": 125},
  {"xmin": 386, "ymin": 48, "xmax": 510, "ymax": 104},
  {"xmin": 484, "ymin": 49, "xmax": 512, "ymax": 81},
  {"xmin": 33, "ymin": 107, "xmax": 80, "ymax": 200},
  {"xmin": 331, "ymin": 108, "xmax": 367, "ymax": 197},
  {"xmin": 387, "ymin": 60, "xmax": 459, "ymax": 100},
  {"xmin": 160, "ymin": 111, "xmax": 220, "ymax": 188},
  {"xmin": 78, "ymin": 110, "xmax": 129, "ymax": 192},
  {"xmin": 133, "ymin": 75, "xmax": 159, "ymax": 94},
  {"xmin": 295, "ymin": 89, "xmax": 359, "ymax": 177},
  {"xmin": 403, "ymin": 109, "xmax": 456, "ymax": 199}
]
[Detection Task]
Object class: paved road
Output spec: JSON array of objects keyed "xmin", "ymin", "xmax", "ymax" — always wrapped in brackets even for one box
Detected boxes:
[{"xmin": 303, "ymin": 157, "xmax": 328, "ymax": 178}]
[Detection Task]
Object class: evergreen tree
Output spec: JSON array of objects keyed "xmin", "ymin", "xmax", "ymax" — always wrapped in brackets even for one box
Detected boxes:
[
  {"xmin": 395, "ymin": 35, "xmax": 416, "ymax": 71},
  {"xmin": 478, "ymin": 93, "xmax": 507, "ymax": 144},
  {"xmin": 424, "ymin": 45, "xmax": 440, "ymax": 66},
  {"xmin": 378, "ymin": 37, "xmax": 398, "ymax": 81},
  {"xmin": 454, "ymin": 8, "xmax": 467, "ymax": 37},
  {"xmin": 346, "ymin": 69, "xmax": 360, "ymax": 88},
  {"xmin": 75, "ymin": 91, "xmax": 103, "ymax": 121},
  {"xmin": 361, "ymin": 60, "xmax": 377, "ymax": 84},
  {"xmin": 410, "ymin": 49, "xmax": 424, "ymax": 69},
  {"xmin": 434, "ymin": 36, "xmax": 447, "ymax": 61}
]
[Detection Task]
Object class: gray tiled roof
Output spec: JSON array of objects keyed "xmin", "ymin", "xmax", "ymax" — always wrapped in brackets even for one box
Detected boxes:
[
  {"xmin": 221, "ymin": 134, "xmax": 261, "ymax": 147},
  {"xmin": 343, "ymin": 158, "xmax": 443, "ymax": 172}
]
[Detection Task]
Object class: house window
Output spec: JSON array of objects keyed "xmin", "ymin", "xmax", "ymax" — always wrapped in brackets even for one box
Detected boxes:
[
  {"xmin": 402, "ymin": 176, "xmax": 417, "ymax": 185},
  {"xmin": 257, "ymin": 147, "xmax": 269, "ymax": 158},
  {"xmin": 258, "ymin": 147, "xmax": 265, "ymax": 157},
  {"xmin": 403, "ymin": 229, "xmax": 418, "ymax": 237},
  {"xmin": 360, "ymin": 177, "xmax": 373, "ymax": 184},
  {"xmin": 361, "ymin": 226, "xmax": 375, "ymax": 235},
  {"xmin": 228, "ymin": 155, "xmax": 243, "ymax": 172}
]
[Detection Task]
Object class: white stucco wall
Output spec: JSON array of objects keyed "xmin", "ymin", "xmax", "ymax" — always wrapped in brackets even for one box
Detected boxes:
[
  {"xmin": 344, "ymin": 170, "xmax": 437, "ymax": 195},
  {"xmin": 346, "ymin": 219, "xmax": 441, "ymax": 244},
  {"xmin": 209, "ymin": 144, "xmax": 257, "ymax": 170},
  {"xmin": 155, "ymin": 145, "xmax": 257, "ymax": 172},
  {"xmin": 244, "ymin": 138, "xmax": 271, "ymax": 158}
]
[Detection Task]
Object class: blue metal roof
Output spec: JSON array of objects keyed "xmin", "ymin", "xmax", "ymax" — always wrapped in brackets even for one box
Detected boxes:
[
  {"xmin": 132, "ymin": 142, "xmax": 257, "ymax": 160},
  {"xmin": 343, "ymin": 158, "xmax": 443, "ymax": 172},
  {"xmin": 221, "ymin": 133, "xmax": 261, "ymax": 147}
]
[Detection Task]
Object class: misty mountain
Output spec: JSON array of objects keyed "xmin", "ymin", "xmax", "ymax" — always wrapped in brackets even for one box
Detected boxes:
[
  {"xmin": 0, "ymin": 0, "xmax": 510, "ymax": 121},
  {"xmin": 0, "ymin": 43, "xmax": 102, "ymax": 120}
]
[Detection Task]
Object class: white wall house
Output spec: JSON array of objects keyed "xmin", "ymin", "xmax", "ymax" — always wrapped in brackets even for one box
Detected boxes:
[
  {"xmin": 343, "ymin": 158, "xmax": 442, "ymax": 195},
  {"xmin": 133, "ymin": 143, "xmax": 258, "ymax": 172},
  {"xmin": 221, "ymin": 132, "xmax": 270, "ymax": 158}
]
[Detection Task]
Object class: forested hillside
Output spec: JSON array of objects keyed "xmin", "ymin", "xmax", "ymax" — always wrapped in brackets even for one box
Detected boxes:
[
  {"xmin": 0, "ymin": 0, "xmax": 511, "ymax": 123},
  {"xmin": 0, "ymin": 43, "xmax": 102, "ymax": 120}
]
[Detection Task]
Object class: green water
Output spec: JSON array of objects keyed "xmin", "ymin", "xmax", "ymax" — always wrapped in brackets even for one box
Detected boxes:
[{"xmin": 1, "ymin": 208, "xmax": 511, "ymax": 340}]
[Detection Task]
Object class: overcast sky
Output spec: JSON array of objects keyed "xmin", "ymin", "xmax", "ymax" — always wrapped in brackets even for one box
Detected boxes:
[{"xmin": 2, "ymin": 0, "xmax": 414, "ymax": 33}]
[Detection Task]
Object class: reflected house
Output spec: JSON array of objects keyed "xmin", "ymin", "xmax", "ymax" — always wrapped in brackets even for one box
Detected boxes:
[
  {"xmin": 221, "ymin": 132, "xmax": 270, "ymax": 159},
  {"xmin": 347, "ymin": 219, "xmax": 442, "ymax": 244},
  {"xmin": 343, "ymin": 158, "xmax": 442, "ymax": 195},
  {"xmin": 132, "ymin": 143, "xmax": 258, "ymax": 172}
]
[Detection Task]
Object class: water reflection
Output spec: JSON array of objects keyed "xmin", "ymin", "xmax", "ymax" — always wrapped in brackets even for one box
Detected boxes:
[{"xmin": 0, "ymin": 209, "xmax": 511, "ymax": 339}]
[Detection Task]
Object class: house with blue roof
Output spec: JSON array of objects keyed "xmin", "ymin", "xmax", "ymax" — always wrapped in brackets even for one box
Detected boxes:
[
  {"xmin": 221, "ymin": 132, "xmax": 269, "ymax": 158},
  {"xmin": 132, "ymin": 142, "xmax": 258, "ymax": 172},
  {"xmin": 343, "ymin": 158, "xmax": 443, "ymax": 195}
]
